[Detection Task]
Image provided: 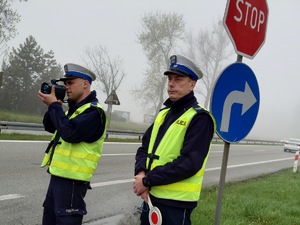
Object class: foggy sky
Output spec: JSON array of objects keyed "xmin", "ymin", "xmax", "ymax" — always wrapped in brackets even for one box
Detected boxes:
[{"xmin": 7, "ymin": 0, "xmax": 300, "ymax": 141}]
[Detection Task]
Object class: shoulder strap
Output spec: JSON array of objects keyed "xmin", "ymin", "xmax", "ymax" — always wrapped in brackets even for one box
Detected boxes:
[
  {"xmin": 90, "ymin": 100, "xmax": 98, "ymax": 108},
  {"xmin": 90, "ymin": 101, "xmax": 104, "ymax": 124},
  {"xmin": 193, "ymin": 104, "xmax": 205, "ymax": 113}
]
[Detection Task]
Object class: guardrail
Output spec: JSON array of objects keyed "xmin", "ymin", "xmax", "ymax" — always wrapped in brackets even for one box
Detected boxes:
[
  {"xmin": 0, "ymin": 121, "xmax": 145, "ymax": 140},
  {"xmin": 0, "ymin": 121, "xmax": 283, "ymax": 145}
]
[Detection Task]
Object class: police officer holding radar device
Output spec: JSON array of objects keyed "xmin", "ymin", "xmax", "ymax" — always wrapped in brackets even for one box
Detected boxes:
[{"xmin": 38, "ymin": 63, "xmax": 107, "ymax": 225}]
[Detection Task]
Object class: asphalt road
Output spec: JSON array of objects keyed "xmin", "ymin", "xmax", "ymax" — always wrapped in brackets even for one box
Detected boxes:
[{"xmin": 0, "ymin": 141, "xmax": 294, "ymax": 225}]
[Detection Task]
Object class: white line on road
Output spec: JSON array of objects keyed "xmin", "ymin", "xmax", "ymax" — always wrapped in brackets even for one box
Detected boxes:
[
  {"xmin": 0, "ymin": 140, "xmax": 48, "ymax": 143},
  {"xmin": 0, "ymin": 194, "xmax": 25, "ymax": 201},
  {"xmin": 90, "ymin": 157, "xmax": 294, "ymax": 188},
  {"xmin": 102, "ymin": 153, "xmax": 135, "ymax": 156},
  {"xmin": 210, "ymin": 151, "xmax": 224, "ymax": 153},
  {"xmin": 206, "ymin": 157, "xmax": 293, "ymax": 171},
  {"xmin": 0, "ymin": 140, "xmax": 142, "ymax": 144},
  {"xmin": 91, "ymin": 179, "xmax": 134, "ymax": 188},
  {"xmin": 1, "ymin": 158, "xmax": 293, "ymax": 201}
]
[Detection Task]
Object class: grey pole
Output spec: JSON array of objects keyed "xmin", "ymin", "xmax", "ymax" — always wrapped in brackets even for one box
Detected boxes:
[
  {"xmin": 214, "ymin": 54, "xmax": 243, "ymax": 224},
  {"xmin": 237, "ymin": 54, "xmax": 243, "ymax": 62},
  {"xmin": 214, "ymin": 141, "xmax": 230, "ymax": 225}
]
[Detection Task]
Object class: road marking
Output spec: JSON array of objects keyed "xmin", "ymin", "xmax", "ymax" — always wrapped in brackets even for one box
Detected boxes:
[
  {"xmin": 206, "ymin": 157, "xmax": 293, "ymax": 171},
  {"xmin": 1, "ymin": 158, "xmax": 293, "ymax": 199},
  {"xmin": 104, "ymin": 142, "xmax": 141, "ymax": 145},
  {"xmin": 1, "ymin": 180, "xmax": 136, "ymax": 200},
  {"xmin": 0, "ymin": 194, "xmax": 25, "ymax": 201},
  {"xmin": 0, "ymin": 140, "xmax": 141, "ymax": 144},
  {"xmin": 210, "ymin": 151, "xmax": 224, "ymax": 153},
  {"xmin": 90, "ymin": 157, "xmax": 294, "ymax": 188},
  {"xmin": 102, "ymin": 153, "xmax": 135, "ymax": 156},
  {"xmin": 91, "ymin": 179, "xmax": 133, "ymax": 188},
  {"xmin": 0, "ymin": 140, "xmax": 48, "ymax": 143}
]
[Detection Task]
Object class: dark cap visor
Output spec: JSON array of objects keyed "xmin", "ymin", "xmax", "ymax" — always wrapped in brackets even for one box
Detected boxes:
[
  {"xmin": 59, "ymin": 75, "xmax": 82, "ymax": 81},
  {"xmin": 164, "ymin": 69, "xmax": 194, "ymax": 79}
]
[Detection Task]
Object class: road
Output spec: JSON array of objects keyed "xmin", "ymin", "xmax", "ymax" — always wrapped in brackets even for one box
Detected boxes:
[{"xmin": 0, "ymin": 141, "xmax": 293, "ymax": 225}]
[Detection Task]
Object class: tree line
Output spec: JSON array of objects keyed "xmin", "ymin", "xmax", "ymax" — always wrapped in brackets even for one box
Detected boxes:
[{"xmin": 0, "ymin": 1, "xmax": 233, "ymax": 119}]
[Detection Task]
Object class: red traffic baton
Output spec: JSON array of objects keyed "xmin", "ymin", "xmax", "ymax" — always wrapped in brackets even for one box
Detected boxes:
[{"xmin": 148, "ymin": 195, "xmax": 162, "ymax": 225}]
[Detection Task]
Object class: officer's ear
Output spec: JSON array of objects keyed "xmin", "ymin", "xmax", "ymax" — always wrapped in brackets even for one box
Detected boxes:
[
  {"xmin": 83, "ymin": 79, "xmax": 90, "ymax": 89},
  {"xmin": 189, "ymin": 79, "xmax": 196, "ymax": 91}
]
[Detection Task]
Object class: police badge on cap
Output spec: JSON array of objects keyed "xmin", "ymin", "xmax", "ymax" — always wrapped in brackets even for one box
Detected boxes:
[{"xmin": 164, "ymin": 55, "xmax": 203, "ymax": 81}]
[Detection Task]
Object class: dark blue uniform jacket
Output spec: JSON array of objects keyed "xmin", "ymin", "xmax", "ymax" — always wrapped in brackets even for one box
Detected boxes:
[
  {"xmin": 43, "ymin": 90, "xmax": 106, "ymax": 143},
  {"xmin": 135, "ymin": 91, "xmax": 215, "ymax": 209}
]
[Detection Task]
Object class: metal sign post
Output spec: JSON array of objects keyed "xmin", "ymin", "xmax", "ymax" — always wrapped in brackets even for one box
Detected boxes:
[
  {"xmin": 210, "ymin": 0, "xmax": 269, "ymax": 223},
  {"xmin": 211, "ymin": 55, "xmax": 260, "ymax": 225},
  {"xmin": 214, "ymin": 141, "xmax": 230, "ymax": 225}
]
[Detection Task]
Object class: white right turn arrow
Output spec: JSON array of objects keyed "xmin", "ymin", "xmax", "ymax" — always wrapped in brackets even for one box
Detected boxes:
[{"xmin": 220, "ymin": 82, "xmax": 257, "ymax": 132}]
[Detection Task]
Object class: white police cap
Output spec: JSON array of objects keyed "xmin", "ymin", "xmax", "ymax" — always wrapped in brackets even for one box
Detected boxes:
[
  {"xmin": 164, "ymin": 55, "xmax": 203, "ymax": 81},
  {"xmin": 60, "ymin": 63, "xmax": 96, "ymax": 83}
]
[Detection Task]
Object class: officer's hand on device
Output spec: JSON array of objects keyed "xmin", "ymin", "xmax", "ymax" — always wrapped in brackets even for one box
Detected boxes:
[{"xmin": 38, "ymin": 85, "xmax": 62, "ymax": 106}]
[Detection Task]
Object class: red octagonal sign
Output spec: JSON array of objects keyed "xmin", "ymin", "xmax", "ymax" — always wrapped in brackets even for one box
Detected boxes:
[{"xmin": 224, "ymin": 0, "xmax": 269, "ymax": 59}]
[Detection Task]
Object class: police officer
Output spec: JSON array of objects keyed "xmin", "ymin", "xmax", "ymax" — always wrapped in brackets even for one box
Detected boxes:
[
  {"xmin": 38, "ymin": 63, "xmax": 107, "ymax": 225},
  {"xmin": 133, "ymin": 55, "xmax": 216, "ymax": 225}
]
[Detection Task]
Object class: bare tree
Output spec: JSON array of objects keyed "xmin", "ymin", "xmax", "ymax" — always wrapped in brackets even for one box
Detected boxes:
[
  {"xmin": 0, "ymin": 0, "xmax": 27, "ymax": 67},
  {"xmin": 82, "ymin": 45, "xmax": 126, "ymax": 125},
  {"xmin": 133, "ymin": 11, "xmax": 185, "ymax": 117},
  {"xmin": 185, "ymin": 20, "xmax": 234, "ymax": 108}
]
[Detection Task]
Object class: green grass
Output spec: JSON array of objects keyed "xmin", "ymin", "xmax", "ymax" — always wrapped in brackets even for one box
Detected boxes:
[
  {"xmin": 118, "ymin": 169, "xmax": 300, "ymax": 225},
  {"xmin": 0, "ymin": 133, "xmax": 144, "ymax": 142},
  {"xmin": 109, "ymin": 120, "xmax": 149, "ymax": 131},
  {"xmin": 0, "ymin": 133, "xmax": 52, "ymax": 140},
  {"xmin": 192, "ymin": 169, "xmax": 300, "ymax": 225},
  {"xmin": 0, "ymin": 109, "xmax": 43, "ymax": 123}
]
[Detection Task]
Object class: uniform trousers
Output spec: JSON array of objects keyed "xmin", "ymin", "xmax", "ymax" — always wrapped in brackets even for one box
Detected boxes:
[
  {"xmin": 140, "ymin": 200, "xmax": 193, "ymax": 225},
  {"xmin": 42, "ymin": 175, "xmax": 88, "ymax": 225}
]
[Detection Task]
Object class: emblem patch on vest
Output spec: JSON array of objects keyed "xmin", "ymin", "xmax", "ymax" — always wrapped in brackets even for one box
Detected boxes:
[{"xmin": 176, "ymin": 120, "xmax": 186, "ymax": 126}]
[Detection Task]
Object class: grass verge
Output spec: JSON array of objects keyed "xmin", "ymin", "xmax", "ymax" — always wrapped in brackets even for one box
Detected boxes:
[
  {"xmin": 0, "ymin": 109, "xmax": 43, "ymax": 123},
  {"xmin": 192, "ymin": 169, "xmax": 300, "ymax": 225},
  {"xmin": 0, "ymin": 133, "xmax": 52, "ymax": 140},
  {"xmin": 0, "ymin": 133, "xmax": 142, "ymax": 142},
  {"xmin": 119, "ymin": 169, "xmax": 300, "ymax": 225}
]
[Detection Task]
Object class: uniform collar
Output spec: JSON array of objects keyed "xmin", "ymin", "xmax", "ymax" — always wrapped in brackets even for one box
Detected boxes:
[
  {"xmin": 68, "ymin": 90, "xmax": 97, "ymax": 109},
  {"xmin": 164, "ymin": 91, "xmax": 197, "ymax": 111}
]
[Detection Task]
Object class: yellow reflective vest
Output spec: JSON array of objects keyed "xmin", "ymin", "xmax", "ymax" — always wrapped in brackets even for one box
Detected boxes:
[
  {"xmin": 147, "ymin": 105, "xmax": 215, "ymax": 202},
  {"xmin": 41, "ymin": 102, "xmax": 107, "ymax": 182}
]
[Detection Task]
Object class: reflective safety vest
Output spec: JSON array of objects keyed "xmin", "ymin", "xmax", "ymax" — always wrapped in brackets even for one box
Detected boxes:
[
  {"xmin": 41, "ymin": 102, "xmax": 107, "ymax": 182},
  {"xmin": 147, "ymin": 105, "xmax": 215, "ymax": 202}
]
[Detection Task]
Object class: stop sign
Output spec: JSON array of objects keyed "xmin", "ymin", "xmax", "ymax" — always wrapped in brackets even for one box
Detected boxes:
[{"xmin": 223, "ymin": 0, "xmax": 269, "ymax": 59}]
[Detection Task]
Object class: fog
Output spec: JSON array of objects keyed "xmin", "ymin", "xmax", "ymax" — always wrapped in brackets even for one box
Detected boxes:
[{"xmin": 7, "ymin": 0, "xmax": 300, "ymax": 141}]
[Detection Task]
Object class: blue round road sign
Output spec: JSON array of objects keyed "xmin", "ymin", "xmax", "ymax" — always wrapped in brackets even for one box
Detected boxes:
[{"xmin": 210, "ymin": 62, "xmax": 260, "ymax": 143}]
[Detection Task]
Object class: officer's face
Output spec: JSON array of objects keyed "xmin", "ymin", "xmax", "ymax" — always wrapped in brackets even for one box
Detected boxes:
[
  {"xmin": 64, "ymin": 78, "xmax": 89, "ymax": 103},
  {"xmin": 167, "ymin": 74, "xmax": 196, "ymax": 101}
]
